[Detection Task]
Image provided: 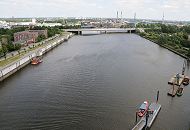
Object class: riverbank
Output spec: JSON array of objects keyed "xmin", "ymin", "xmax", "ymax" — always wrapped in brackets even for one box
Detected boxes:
[
  {"xmin": 0, "ymin": 35, "xmax": 59, "ymax": 67},
  {"xmin": 160, "ymin": 44, "xmax": 188, "ymax": 59},
  {"xmin": 0, "ymin": 32, "xmax": 73, "ymax": 81},
  {"xmin": 137, "ymin": 34, "xmax": 189, "ymax": 59},
  {"xmin": 0, "ymin": 34, "xmax": 189, "ymax": 130}
]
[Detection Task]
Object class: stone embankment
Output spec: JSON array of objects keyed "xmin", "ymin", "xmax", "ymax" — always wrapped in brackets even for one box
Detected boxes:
[{"xmin": 0, "ymin": 33, "xmax": 73, "ymax": 81}]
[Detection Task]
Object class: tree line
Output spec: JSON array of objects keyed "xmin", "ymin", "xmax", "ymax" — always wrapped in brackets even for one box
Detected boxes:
[
  {"xmin": 0, "ymin": 25, "xmax": 78, "ymax": 57},
  {"xmin": 137, "ymin": 23, "xmax": 190, "ymax": 57}
]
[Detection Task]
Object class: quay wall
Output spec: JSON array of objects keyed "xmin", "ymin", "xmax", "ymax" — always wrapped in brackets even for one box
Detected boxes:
[{"xmin": 0, "ymin": 33, "xmax": 73, "ymax": 82}]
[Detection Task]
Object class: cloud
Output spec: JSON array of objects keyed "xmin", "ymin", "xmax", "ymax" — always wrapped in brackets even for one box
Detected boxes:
[
  {"xmin": 113, "ymin": 0, "xmax": 190, "ymax": 20},
  {"xmin": 0, "ymin": 0, "xmax": 189, "ymax": 20}
]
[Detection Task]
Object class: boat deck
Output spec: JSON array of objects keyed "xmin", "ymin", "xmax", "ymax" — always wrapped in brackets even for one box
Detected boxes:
[
  {"xmin": 167, "ymin": 85, "xmax": 179, "ymax": 97},
  {"xmin": 168, "ymin": 74, "xmax": 185, "ymax": 86},
  {"xmin": 132, "ymin": 102, "xmax": 161, "ymax": 130},
  {"xmin": 132, "ymin": 120, "xmax": 145, "ymax": 130}
]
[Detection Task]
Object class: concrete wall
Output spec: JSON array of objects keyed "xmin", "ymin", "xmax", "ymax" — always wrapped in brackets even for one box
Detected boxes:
[{"xmin": 0, "ymin": 52, "xmax": 36, "ymax": 81}]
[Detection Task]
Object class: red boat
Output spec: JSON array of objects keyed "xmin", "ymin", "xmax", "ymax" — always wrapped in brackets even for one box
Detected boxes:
[
  {"xmin": 31, "ymin": 57, "xmax": 42, "ymax": 65},
  {"xmin": 137, "ymin": 101, "xmax": 149, "ymax": 117}
]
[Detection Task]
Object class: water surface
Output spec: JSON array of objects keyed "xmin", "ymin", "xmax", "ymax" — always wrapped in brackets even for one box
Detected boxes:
[{"xmin": 0, "ymin": 34, "xmax": 189, "ymax": 130}]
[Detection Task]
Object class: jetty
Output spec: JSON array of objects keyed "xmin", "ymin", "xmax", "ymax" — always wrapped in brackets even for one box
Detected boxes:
[
  {"xmin": 167, "ymin": 84, "xmax": 179, "ymax": 97},
  {"xmin": 168, "ymin": 74, "xmax": 185, "ymax": 86},
  {"xmin": 167, "ymin": 60, "xmax": 189, "ymax": 97},
  {"xmin": 132, "ymin": 103, "xmax": 161, "ymax": 130},
  {"xmin": 132, "ymin": 91, "xmax": 161, "ymax": 130}
]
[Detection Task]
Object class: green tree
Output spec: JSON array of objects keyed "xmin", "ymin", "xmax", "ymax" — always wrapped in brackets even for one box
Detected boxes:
[
  {"xmin": 7, "ymin": 43, "xmax": 15, "ymax": 52},
  {"xmin": 158, "ymin": 34, "xmax": 168, "ymax": 45},
  {"xmin": 0, "ymin": 48, "xmax": 3, "ymax": 57},
  {"xmin": 2, "ymin": 45, "xmax": 8, "ymax": 57},
  {"xmin": 186, "ymin": 49, "xmax": 190, "ymax": 58},
  {"xmin": 37, "ymin": 35, "xmax": 46, "ymax": 42},
  {"xmin": 181, "ymin": 25, "xmax": 190, "ymax": 33},
  {"xmin": 14, "ymin": 43, "xmax": 21, "ymax": 50},
  {"xmin": 161, "ymin": 24, "xmax": 179, "ymax": 33},
  {"xmin": 0, "ymin": 27, "xmax": 27, "ymax": 41}
]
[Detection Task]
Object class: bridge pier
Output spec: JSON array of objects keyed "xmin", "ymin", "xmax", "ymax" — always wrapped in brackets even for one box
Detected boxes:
[{"xmin": 78, "ymin": 31, "xmax": 82, "ymax": 35}]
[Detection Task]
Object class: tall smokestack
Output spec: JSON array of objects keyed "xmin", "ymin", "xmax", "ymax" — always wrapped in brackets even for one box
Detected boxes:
[
  {"xmin": 162, "ymin": 12, "xmax": 165, "ymax": 24},
  {"xmin": 134, "ymin": 12, "xmax": 137, "ymax": 28},
  {"xmin": 134, "ymin": 12, "xmax": 136, "ymax": 21},
  {"xmin": 117, "ymin": 11, "xmax": 119, "ymax": 20},
  {"xmin": 121, "ymin": 11, "xmax": 123, "ymax": 23}
]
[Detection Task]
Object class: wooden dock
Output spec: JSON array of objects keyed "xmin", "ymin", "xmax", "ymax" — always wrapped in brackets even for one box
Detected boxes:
[
  {"xmin": 132, "ymin": 103, "xmax": 161, "ymax": 130},
  {"xmin": 167, "ymin": 85, "xmax": 179, "ymax": 97},
  {"xmin": 168, "ymin": 74, "xmax": 185, "ymax": 86}
]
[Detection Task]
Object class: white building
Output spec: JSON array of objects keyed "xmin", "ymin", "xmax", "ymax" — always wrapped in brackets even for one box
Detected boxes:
[
  {"xmin": 14, "ymin": 18, "xmax": 37, "ymax": 26},
  {"xmin": 16, "ymin": 22, "xmax": 32, "ymax": 26},
  {"xmin": 36, "ymin": 23, "xmax": 62, "ymax": 27},
  {"xmin": 32, "ymin": 18, "xmax": 36, "ymax": 25},
  {"xmin": 0, "ymin": 21, "xmax": 11, "ymax": 29}
]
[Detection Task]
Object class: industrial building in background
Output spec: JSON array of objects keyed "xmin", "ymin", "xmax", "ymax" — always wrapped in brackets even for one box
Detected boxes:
[{"xmin": 14, "ymin": 30, "xmax": 48, "ymax": 45}]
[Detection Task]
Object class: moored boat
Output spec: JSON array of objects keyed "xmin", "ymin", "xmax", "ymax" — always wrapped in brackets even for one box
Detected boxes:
[
  {"xmin": 31, "ymin": 57, "xmax": 43, "ymax": 65},
  {"xmin": 183, "ymin": 76, "xmax": 189, "ymax": 86},
  {"xmin": 177, "ymin": 87, "xmax": 184, "ymax": 96},
  {"xmin": 137, "ymin": 101, "xmax": 149, "ymax": 117}
]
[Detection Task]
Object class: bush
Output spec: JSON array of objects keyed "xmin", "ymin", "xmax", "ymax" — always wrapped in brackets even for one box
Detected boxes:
[
  {"xmin": 2, "ymin": 45, "xmax": 8, "ymax": 56},
  {"xmin": 186, "ymin": 49, "xmax": 190, "ymax": 57},
  {"xmin": 37, "ymin": 35, "xmax": 46, "ymax": 42},
  {"xmin": 0, "ymin": 48, "xmax": 3, "ymax": 57},
  {"xmin": 15, "ymin": 43, "xmax": 21, "ymax": 50},
  {"xmin": 5, "ymin": 43, "xmax": 21, "ymax": 52},
  {"xmin": 7, "ymin": 44, "xmax": 15, "ymax": 52}
]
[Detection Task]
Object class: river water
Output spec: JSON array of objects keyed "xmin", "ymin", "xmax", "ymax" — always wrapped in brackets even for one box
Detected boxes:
[{"xmin": 0, "ymin": 34, "xmax": 189, "ymax": 130}]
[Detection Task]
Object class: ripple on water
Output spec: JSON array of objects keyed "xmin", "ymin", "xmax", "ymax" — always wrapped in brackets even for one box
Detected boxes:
[{"xmin": 0, "ymin": 34, "xmax": 190, "ymax": 130}]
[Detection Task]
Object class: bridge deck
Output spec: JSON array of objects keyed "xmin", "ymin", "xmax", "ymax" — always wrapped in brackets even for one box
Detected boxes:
[{"xmin": 64, "ymin": 28, "xmax": 136, "ymax": 32}]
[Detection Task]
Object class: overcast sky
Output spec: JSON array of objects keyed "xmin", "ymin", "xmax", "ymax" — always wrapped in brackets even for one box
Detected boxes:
[{"xmin": 0, "ymin": 0, "xmax": 190, "ymax": 21}]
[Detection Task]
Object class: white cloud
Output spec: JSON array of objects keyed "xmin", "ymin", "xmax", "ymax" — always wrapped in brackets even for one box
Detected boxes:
[
  {"xmin": 113, "ymin": 0, "xmax": 190, "ymax": 20},
  {"xmin": 0, "ymin": 0, "xmax": 189, "ymax": 20}
]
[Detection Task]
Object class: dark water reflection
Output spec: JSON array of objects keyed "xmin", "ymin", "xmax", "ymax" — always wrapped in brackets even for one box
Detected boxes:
[{"xmin": 0, "ymin": 34, "xmax": 189, "ymax": 130}]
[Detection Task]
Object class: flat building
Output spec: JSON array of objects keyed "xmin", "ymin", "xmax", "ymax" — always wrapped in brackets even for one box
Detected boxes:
[{"xmin": 14, "ymin": 30, "xmax": 48, "ymax": 44}]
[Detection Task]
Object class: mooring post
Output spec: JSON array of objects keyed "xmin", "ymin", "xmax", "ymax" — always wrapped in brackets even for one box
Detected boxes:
[
  {"xmin": 156, "ymin": 90, "xmax": 160, "ymax": 103},
  {"xmin": 135, "ymin": 111, "xmax": 138, "ymax": 123},
  {"xmin": 182, "ymin": 60, "xmax": 186, "ymax": 75},
  {"xmin": 143, "ymin": 111, "xmax": 149, "ymax": 130}
]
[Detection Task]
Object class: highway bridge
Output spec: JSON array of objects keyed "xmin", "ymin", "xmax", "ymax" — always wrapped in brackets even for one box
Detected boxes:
[{"xmin": 64, "ymin": 28, "xmax": 136, "ymax": 35}]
